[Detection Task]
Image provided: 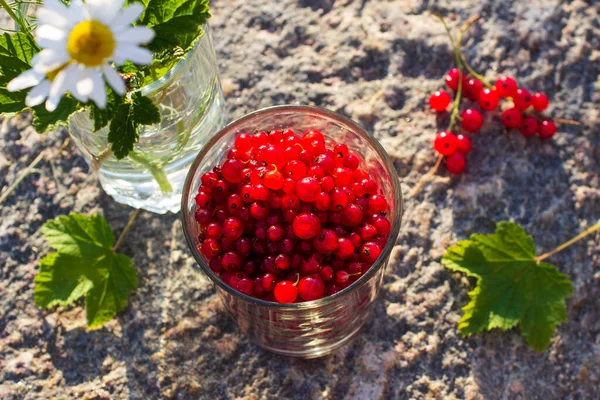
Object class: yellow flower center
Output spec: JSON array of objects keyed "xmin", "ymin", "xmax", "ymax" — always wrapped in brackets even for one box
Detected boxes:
[
  {"xmin": 45, "ymin": 65, "xmax": 66, "ymax": 81},
  {"xmin": 67, "ymin": 20, "xmax": 115, "ymax": 67}
]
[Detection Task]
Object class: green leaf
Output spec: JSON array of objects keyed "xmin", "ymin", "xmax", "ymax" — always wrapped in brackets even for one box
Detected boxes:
[
  {"xmin": 132, "ymin": 93, "xmax": 160, "ymax": 124},
  {"xmin": 35, "ymin": 213, "xmax": 138, "ymax": 329},
  {"xmin": 0, "ymin": 32, "xmax": 37, "ymax": 77},
  {"xmin": 31, "ymin": 97, "xmax": 81, "ymax": 133},
  {"xmin": 0, "ymin": 87, "xmax": 27, "ymax": 113},
  {"xmin": 442, "ymin": 221, "xmax": 573, "ymax": 352},
  {"xmin": 89, "ymin": 89, "xmax": 125, "ymax": 132},
  {"xmin": 108, "ymin": 101, "xmax": 137, "ymax": 159}
]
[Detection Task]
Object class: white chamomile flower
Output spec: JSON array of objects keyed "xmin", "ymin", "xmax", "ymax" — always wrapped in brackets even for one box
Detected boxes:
[{"xmin": 7, "ymin": 0, "xmax": 155, "ymax": 111}]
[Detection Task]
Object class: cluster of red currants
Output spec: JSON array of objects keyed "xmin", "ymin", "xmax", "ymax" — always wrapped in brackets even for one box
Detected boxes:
[
  {"xmin": 193, "ymin": 129, "xmax": 391, "ymax": 304},
  {"xmin": 428, "ymin": 68, "xmax": 557, "ymax": 174}
]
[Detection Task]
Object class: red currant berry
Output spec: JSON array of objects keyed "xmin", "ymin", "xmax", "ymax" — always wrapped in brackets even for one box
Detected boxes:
[
  {"xmin": 296, "ymin": 177, "xmax": 321, "ymax": 202},
  {"xmin": 532, "ymin": 92, "xmax": 549, "ymax": 112},
  {"xmin": 262, "ymin": 144, "xmax": 285, "ymax": 169},
  {"xmin": 331, "ymin": 188, "xmax": 349, "ymax": 211},
  {"xmin": 274, "ymin": 253, "xmax": 291, "ymax": 270},
  {"xmin": 501, "ymin": 108, "xmax": 523, "ymax": 128},
  {"xmin": 344, "ymin": 152, "xmax": 360, "ymax": 170},
  {"xmin": 445, "ymin": 68, "xmax": 463, "ymax": 91},
  {"xmin": 461, "ymin": 108, "xmax": 484, "ymax": 133},
  {"xmin": 320, "ymin": 266, "xmax": 334, "ymax": 282},
  {"xmin": 513, "ymin": 88, "xmax": 533, "ymax": 111},
  {"xmin": 264, "ymin": 168, "xmax": 284, "ymax": 190},
  {"xmin": 495, "ymin": 76, "xmax": 518, "ymax": 98},
  {"xmin": 429, "ymin": 90, "xmax": 452, "ymax": 112},
  {"xmin": 221, "ymin": 159, "xmax": 243, "ymax": 183},
  {"xmin": 360, "ymin": 224, "xmax": 377, "ymax": 241},
  {"xmin": 267, "ymin": 225, "xmax": 285, "ymax": 242},
  {"xmin": 445, "ymin": 152, "xmax": 466, "ymax": 174},
  {"xmin": 360, "ymin": 242, "xmax": 381, "ymax": 264},
  {"xmin": 298, "ymin": 276, "xmax": 325, "ymax": 301},
  {"xmin": 367, "ymin": 195, "xmax": 387, "ymax": 214},
  {"xmin": 250, "ymin": 201, "xmax": 270, "ymax": 220},
  {"xmin": 538, "ymin": 120, "xmax": 557, "ymax": 140},
  {"xmin": 455, "ymin": 134, "xmax": 472, "ymax": 154},
  {"xmin": 301, "ymin": 256, "xmax": 321, "ymax": 274},
  {"xmin": 201, "ymin": 171, "xmax": 218, "ymax": 188},
  {"xmin": 313, "ymin": 229, "xmax": 339, "ymax": 255},
  {"xmin": 373, "ymin": 216, "xmax": 391, "ymax": 235},
  {"xmin": 222, "ymin": 217, "xmax": 243, "ymax": 241},
  {"xmin": 433, "ymin": 131, "xmax": 458, "ymax": 156},
  {"xmin": 520, "ymin": 117, "xmax": 539, "ymax": 137},
  {"xmin": 335, "ymin": 237, "xmax": 355, "ymax": 259},
  {"xmin": 195, "ymin": 191, "xmax": 212, "ymax": 208},
  {"xmin": 463, "ymin": 78, "xmax": 483, "ymax": 101},
  {"xmin": 261, "ymin": 273, "xmax": 276, "ymax": 292},
  {"xmin": 222, "ymin": 251, "xmax": 242, "ymax": 271},
  {"xmin": 478, "ymin": 88, "xmax": 500, "ymax": 111},
  {"xmin": 274, "ymin": 280, "xmax": 298, "ymax": 303},
  {"xmin": 315, "ymin": 192, "xmax": 331, "ymax": 211},
  {"xmin": 252, "ymin": 184, "xmax": 270, "ymax": 201},
  {"xmin": 205, "ymin": 222, "xmax": 222, "ymax": 239},
  {"xmin": 201, "ymin": 238, "xmax": 220, "ymax": 258},
  {"xmin": 292, "ymin": 212, "xmax": 321, "ymax": 239},
  {"xmin": 335, "ymin": 270, "xmax": 350, "ymax": 286},
  {"xmin": 334, "ymin": 143, "xmax": 348, "ymax": 161},
  {"xmin": 341, "ymin": 203, "xmax": 363, "ymax": 227}
]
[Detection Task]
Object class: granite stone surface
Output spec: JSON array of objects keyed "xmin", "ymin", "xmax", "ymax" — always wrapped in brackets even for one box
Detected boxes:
[{"xmin": 1, "ymin": 0, "xmax": 599, "ymax": 399}]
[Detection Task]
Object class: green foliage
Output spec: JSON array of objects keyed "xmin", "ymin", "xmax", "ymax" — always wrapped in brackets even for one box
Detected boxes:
[
  {"xmin": 107, "ymin": 94, "xmax": 161, "ymax": 159},
  {"xmin": 32, "ymin": 97, "xmax": 81, "ymax": 133},
  {"xmin": 0, "ymin": 32, "xmax": 37, "ymax": 78},
  {"xmin": 89, "ymin": 88, "xmax": 125, "ymax": 132},
  {"xmin": 35, "ymin": 213, "xmax": 138, "ymax": 329},
  {"xmin": 442, "ymin": 222, "xmax": 573, "ymax": 352}
]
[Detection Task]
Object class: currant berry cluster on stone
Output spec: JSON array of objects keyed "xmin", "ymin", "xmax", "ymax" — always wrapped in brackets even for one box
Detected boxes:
[
  {"xmin": 428, "ymin": 68, "xmax": 556, "ymax": 175},
  {"xmin": 193, "ymin": 129, "xmax": 391, "ymax": 304}
]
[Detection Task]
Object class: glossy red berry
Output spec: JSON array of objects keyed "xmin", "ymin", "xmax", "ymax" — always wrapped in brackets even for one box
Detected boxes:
[
  {"xmin": 461, "ymin": 108, "xmax": 484, "ymax": 133},
  {"xmin": 222, "ymin": 251, "xmax": 242, "ymax": 271},
  {"xmin": 341, "ymin": 203, "xmax": 363, "ymax": 227},
  {"xmin": 538, "ymin": 120, "xmax": 557, "ymax": 140},
  {"xmin": 298, "ymin": 276, "xmax": 325, "ymax": 301},
  {"xmin": 360, "ymin": 242, "xmax": 381, "ymax": 263},
  {"xmin": 455, "ymin": 134, "xmax": 472, "ymax": 154},
  {"xmin": 502, "ymin": 108, "xmax": 523, "ymax": 128},
  {"xmin": 264, "ymin": 168, "xmax": 284, "ymax": 190},
  {"xmin": 221, "ymin": 159, "xmax": 243, "ymax": 183},
  {"xmin": 313, "ymin": 229, "xmax": 338, "ymax": 255},
  {"xmin": 478, "ymin": 88, "xmax": 500, "ymax": 111},
  {"xmin": 292, "ymin": 212, "xmax": 321, "ymax": 239},
  {"xmin": 433, "ymin": 131, "xmax": 458, "ymax": 156},
  {"xmin": 495, "ymin": 76, "xmax": 518, "ymax": 98},
  {"xmin": 274, "ymin": 280, "xmax": 298, "ymax": 303},
  {"xmin": 201, "ymin": 238, "xmax": 220, "ymax": 258},
  {"xmin": 335, "ymin": 238, "xmax": 355, "ymax": 259},
  {"xmin": 368, "ymin": 195, "xmax": 387, "ymax": 214},
  {"xmin": 445, "ymin": 68, "xmax": 463, "ymax": 91},
  {"xmin": 463, "ymin": 78, "xmax": 483, "ymax": 101},
  {"xmin": 445, "ymin": 152, "xmax": 466, "ymax": 175},
  {"xmin": 222, "ymin": 217, "xmax": 243, "ymax": 241},
  {"xmin": 532, "ymin": 92, "xmax": 549, "ymax": 112},
  {"xmin": 520, "ymin": 117, "xmax": 539, "ymax": 137},
  {"xmin": 296, "ymin": 177, "xmax": 321, "ymax": 202},
  {"xmin": 513, "ymin": 88, "xmax": 533, "ymax": 111},
  {"xmin": 429, "ymin": 90, "xmax": 452, "ymax": 112}
]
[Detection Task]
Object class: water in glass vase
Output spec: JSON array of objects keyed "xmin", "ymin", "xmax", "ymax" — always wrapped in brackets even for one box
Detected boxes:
[{"xmin": 69, "ymin": 25, "xmax": 226, "ymax": 214}]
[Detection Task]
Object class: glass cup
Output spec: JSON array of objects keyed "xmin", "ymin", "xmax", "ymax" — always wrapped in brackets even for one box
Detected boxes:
[
  {"xmin": 69, "ymin": 24, "xmax": 226, "ymax": 214},
  {"xmin": 181, "ymin": 106, "xmax": 402, "ymax": 358}
]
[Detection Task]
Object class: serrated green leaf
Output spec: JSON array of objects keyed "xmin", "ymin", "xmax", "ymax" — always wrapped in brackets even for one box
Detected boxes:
[
  {"xmin": 0, "ymin": 87, "xmax": 27, "ymax": 113},
  {"xmin": 0, "ymin": 32, "xmax": 37, "ymax": 77},
  {"xmin": 108, "ymin": 101, "xmax": 137, "ymax": 159},
  {"xmin": 35, "ymin": 213, "xmax": 138, "ymax": 330},
  {"xmin": 31, "ymin": 97, "xmax": 81, "ymax": 133},
  {"xmin": 442, "ymin": 221, "xmax": 573, "ymax": 352},
  {"xmin": 89, "ymin": 89, "xmax": 125, "ymax": 132},
  {"xmin": 132, "ymin": 93, "xmax": 160, "ymax": 124}
]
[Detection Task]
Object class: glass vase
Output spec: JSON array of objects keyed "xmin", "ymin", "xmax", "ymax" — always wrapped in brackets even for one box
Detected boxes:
[
  {"xmin": 181, "ymin": 106, "xmax": 403, "ymax": 358},
  {"xmin": 68, "ymin": 24, "xmax": 226, "ymax": 214}
]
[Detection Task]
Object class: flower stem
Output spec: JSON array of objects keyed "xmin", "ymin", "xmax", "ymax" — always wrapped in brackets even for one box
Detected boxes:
[
  {"xmin": 113, "ymin": 208, "xmax": 142, "ymax": 252},
  {"xmin": 536, "ymin": 221, "xmax": 600, "ymax": 263},
  {"xmin": 128, "ymin": 151, "xmax": 173, "ymax": 194}
]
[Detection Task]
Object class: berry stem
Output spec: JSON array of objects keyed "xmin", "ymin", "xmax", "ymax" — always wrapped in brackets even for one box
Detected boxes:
[
  {"xmin": 535, "ymin": 220, "xmax": 600, "ymax": 263},
  {"xmin": 554, "ymin": 118, "xmax": 582, "ymax": 126},
  {"xmin": 113, "ymin": 208, "xmax": 142, "ymax": 252},
  {"xmin": 408, "ymin": 154, "xmax": 444, "ymax": 198}
]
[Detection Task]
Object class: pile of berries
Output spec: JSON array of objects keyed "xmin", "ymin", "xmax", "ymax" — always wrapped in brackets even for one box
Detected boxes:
[
  {"xmin": 193, "ymin": 129, "xmax": 391, "ymax": 304},
  {"xmin": 428, "ymin": 69, "xmax": 556, "ymax": 174}
]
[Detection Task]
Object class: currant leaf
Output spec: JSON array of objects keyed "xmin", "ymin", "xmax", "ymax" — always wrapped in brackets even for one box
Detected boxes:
[
  {"xmin": 442, "ymin": 221, "xmax": 573, "ymax": 352},
  {"xmin": 35, "ymin": 213, "xmax": 138, "ymax": 329},
  {"xmin": 31, "ymin": 97, "xmax": 80, "ymax": 133}
]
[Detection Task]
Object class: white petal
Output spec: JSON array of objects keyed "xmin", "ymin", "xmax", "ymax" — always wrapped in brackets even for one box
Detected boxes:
[
  {"xmin": 45, "ymin": 95, "xmax": 62, "ymax": 112},
  {"xmin": 76, "ymin": 68, "xmax": 95, "ymax": 96},
  {"xmin": 114, "ymin": 44, "xmax": 152, "ymax": 65},
  {"xmin": 86, "ymin": 0, "xmax": 125, "ymax": 25},
  {"xmin": 69, "ymin": 66, "xmax": 89, "ymax": 103},
  {"xmin": 7, "ymin": 69, "xmax": 44, "ymax": 92},
  {"xmin": 25, "ymin": 80, "xmax": 51, "ymax": 107},
  {"xmin": 103, "ymin": 64, "xmax": 125, "ymax": 95},
  {"xmin": 68, "ymin": 0, "xmax": 86, "ymax": 25},
  {"xmin": 49, "ymin": 63, "xmax": 76, "ymax": 98},
  {"xmin": 36, "ymin": 37, "xmax": 67, "ymax": 52},
  {"xmin": 42, "ymin": 0, "xmax": 68, "ymax": 15},
  {"xmin": 116, "ymin": 26, "xmax": 155, "ymax": 44},
  {"xmin": 33, "ymin": 49, "xmax": 69, "ymax": 73},
  {"xmin": 36, "ymin": 24, "xmax": 66, "ymax": 42},
  {"xmin": 111, "ymin": 3, "xmax": 144, "ymax": 30},
  {"xmin": 89, "ymin": 71, "xmax": 107, "ymax": 109},
  {"xmin": 37, "ymin": 8, "xmax": 69, "ymax": 30}
]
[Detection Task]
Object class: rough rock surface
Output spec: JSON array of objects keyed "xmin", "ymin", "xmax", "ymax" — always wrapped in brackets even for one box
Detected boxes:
[{"xmin": 1, "ymin": 0, "xmax": 599, "ymax": 399}]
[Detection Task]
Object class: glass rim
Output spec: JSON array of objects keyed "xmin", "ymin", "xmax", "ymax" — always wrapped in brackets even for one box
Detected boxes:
[{"xmin": 181, "ymin": 105, "xmax": 403, "ymax": 310}]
